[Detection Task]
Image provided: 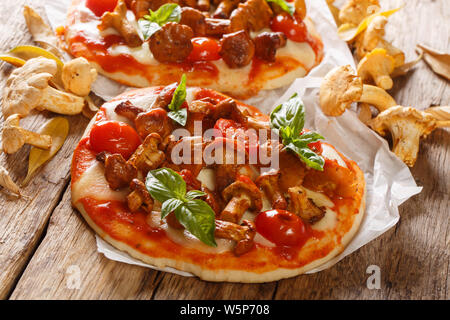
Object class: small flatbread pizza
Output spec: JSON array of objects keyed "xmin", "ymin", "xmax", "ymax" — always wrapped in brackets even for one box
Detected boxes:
[
  {"xmin": 63, "ymin": 0, "xmax": 323, "ymax": 98},
  {"xmin": 71, "ymin": 81, "xmax": 365, "ymax": 283}
]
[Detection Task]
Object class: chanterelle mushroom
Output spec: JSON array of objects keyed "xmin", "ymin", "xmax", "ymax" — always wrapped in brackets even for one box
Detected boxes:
[
  {"xmin": 128, "ymin": 133, "xmax": 165, "ymax": 172},
  {"xmin": 2, "ymin": 57, "xmax": 85, "ymax": 118},
  {"xmin": 368, "ymin": 106, "xmax": 447, "ymax": 167},
  {"xmin": 215, "ymin": 219, "xmax": 256, "ymax": 256},
  {"xmin": 355, "ymin": 15, "xmax": 405, "ymax": 67},
  {"xmin": 339, "ymin": 0, "xmax": 380, "ymax": 25},
  {"xmin": 357, "ymin": 48, "xmax": 395, "ymax": 90},
  {"xmin": 2, "ymin": 114, "xmax": 52, "ymax": 154},
  {"xmin": 288, "ymin": 186, "xmax": 325, "ymax": 224},
  {"xmin": 256, "ymin": 171, "xmax": 287, "ymax": 210},
  {"xmin": 62, "ymin": 57, "xmax": 97, "ymax": 96},
  {"xmin": 220, "ymin": 177, "xmax": 262, "ymax": 224},
  {"xmin": 99, "ymin": 0, "xmax": 142, "ymax": 47},
  {"xmin": 319, "ymin": 65, "xmax": 397, "ymax": 116},
  {"xmin": 127, "ymin": 179, "xmax": 154, "ymax": 213}
]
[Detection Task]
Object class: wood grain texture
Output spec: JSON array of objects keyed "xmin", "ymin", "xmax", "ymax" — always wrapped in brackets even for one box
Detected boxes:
[
  {"xmin": 0, "ymin": 0, "xmax": 90, "ymax": 299},
  {"xmin": 4, "ymin": 0, "xmax": 450, "ymax": 300}
]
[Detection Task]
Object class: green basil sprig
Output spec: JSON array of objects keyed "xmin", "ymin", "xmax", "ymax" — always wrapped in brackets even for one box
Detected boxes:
[
  {"xmin": 267, "ymin": 0, "xmax": 295, "ymax": 16},
  {"xmin": 167, "ymin": 74, "xmax": 188, "ymax": 126},
  {"xmin": 145, "ymin": 168, "xmax": 216, "ymax": 247},
  {"xmin": 138, "ymin": 3, "xmax": 181, "ymax": 40},
  {"xmin": 270, "ymin": 93, "xmax": 325, "ymax": 171}
]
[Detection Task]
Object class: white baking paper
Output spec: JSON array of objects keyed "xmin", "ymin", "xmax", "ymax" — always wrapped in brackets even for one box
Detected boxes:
[{"xmin": 45, "ymin": 0, "xmax": 422, "ymax": 277}]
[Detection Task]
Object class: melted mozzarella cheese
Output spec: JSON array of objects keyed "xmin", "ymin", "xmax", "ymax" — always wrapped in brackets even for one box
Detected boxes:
[
  {"xmin": 322, "ymin": 144, "xmax": 348, "ymax": 168},
  {"xmin": 72, "ymin": 162, "xmax": 129, "ymax": 203}
]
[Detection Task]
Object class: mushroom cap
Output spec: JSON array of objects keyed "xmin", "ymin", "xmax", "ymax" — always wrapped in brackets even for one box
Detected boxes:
[
  {"xmin": 369, "ymin": 106, "xmax": 436, "ymax": 137},
  {"xmin": 357, "ymin": 48, "xmax": 395, "ymax": 90},
  {"xmin": 339, "ymin": 0, "xmax": 380, "ymax": 25},
  {"xmin": 2, "ymin": 57, "xmax": 57, "ymax": 118},
  {"xmin": 62, "ymin": 57, "xmax": 97, "ymax": 96},
  {"xmin": 255, "ymin": 170, "xmax": 280, "ymax": 185},
  {"xmin": 319, "ymin": 65, "xmax": 363, "ymax": 116},
  {"xmin": 222, "ymin": 178, "xmax": 262, "ymax": 210}
]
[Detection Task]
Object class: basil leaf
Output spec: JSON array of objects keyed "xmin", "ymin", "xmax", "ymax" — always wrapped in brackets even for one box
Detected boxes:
[
  {"xmin": 185, "ymin": 190, "xmax": 207, "ymax": 200},
  {"xmin": 298, "ymin": 131, "xmax": 324, "ymax": 144},
  {"xmin": 285, "ymin": 140, "xmax": 325, "ymax": 171},
  {"xmin": 174, "ymin": 200, "xmax": 217, "ymax": 247},
  {"xmin": 145, "ymin": 168, "xmax": 186, "ymax": 203},
  {"xmin": 168, "ymin": 108, "xmax": 188, "ymax": 126},
  {"xmin": 139, "ymin": 3, "xmax": 181, "ymax": 40},
  {"xmin": 270, "ymin": 93, "xmax": 305, "ymax": 142},
  {"xmin": 138, "ymin": 20, "xmax": 161, "ymax": 41},
  {"xmin": 168, "ymin": 74, "xmax": 187, "ymax": 112},
  {"xmin": 266, "ymin": 0, "xmax": 295, "ymax": 16},
  {"xmin": 161, "ymin": 198, "xmax": 184, "ymax": 219}
]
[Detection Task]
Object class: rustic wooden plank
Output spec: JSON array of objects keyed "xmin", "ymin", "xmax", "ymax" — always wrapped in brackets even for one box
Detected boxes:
[
  {"xmin": 10, "ymin": 189, "xmax": 162, "ymax": 300},
  {"xmin": 0, "ymin": 0, "xmax": 91, "ymax": 298},
  {"xmin": 7, "ymin": 0, "xmax": 449, "ymax": 300},
  {"xmin": 274, "ymin": 0, "xmax": 449, "ymax": 300}
]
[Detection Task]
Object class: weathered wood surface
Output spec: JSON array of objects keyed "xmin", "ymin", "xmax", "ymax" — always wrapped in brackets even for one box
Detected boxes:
[
  {"xmin": 0, "ymin": 1, "xmax": 90, "ymax": 299},
  {"xmin": 2, "ymin": 0, "xmax": 449, "ymax": 300}
]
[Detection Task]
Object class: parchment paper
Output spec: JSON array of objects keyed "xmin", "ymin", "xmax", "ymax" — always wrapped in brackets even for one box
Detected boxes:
[{"xmin": 45, "ymin": 0, "xmax": 422, "ymax": 277}]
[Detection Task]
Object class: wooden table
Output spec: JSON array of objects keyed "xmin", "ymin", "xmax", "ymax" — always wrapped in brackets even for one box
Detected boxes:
[{"xmin": 0, "ymin": 0, "xmax": 448, "ymax": 300}]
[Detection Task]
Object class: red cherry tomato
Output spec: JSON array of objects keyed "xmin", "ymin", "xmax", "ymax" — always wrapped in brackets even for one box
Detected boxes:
[
  {"xmin": 86, "ymin": 0, "xmax": 118, "ymax": 17},
  {"xmin": 214, "ymin": 119, "xmax": 258, "ymax": 155},
  {"xmin": 270, "ymin": 13, "xmax": 309, "ymax": 43},
  {"xmin": 187, "ymin": 37, "xmax": 221, "ymax": 62},
  {"xmin": 89, "ymin": 120, "xmax": 141, "ymax": 159},
  {"xmin": 255, "ymin": 209, "xmax": 309, "ymax": 247}
]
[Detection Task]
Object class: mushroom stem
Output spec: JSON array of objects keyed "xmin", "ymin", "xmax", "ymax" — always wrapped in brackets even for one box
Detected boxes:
[
  {"xmin": 39, "ymin": 86, "xmax": 85, "ymax": 115},
  {"xmin": 360, "ymin": 84, "xmax": 397, "ymax": 112},
  {"xmin": 220, "ymin": 194, "xmax": 251, "ymax": 223},
  {"xmin": 215, "ymin": 219, "xmax": 256, "ymax": 256},
  {"xmin": 436, "ymin": 121, "xmax": 450, "ymax": 128},
  {"xmin": 2, "ymin": 114, "xmax": 52, "ymax": 154}
]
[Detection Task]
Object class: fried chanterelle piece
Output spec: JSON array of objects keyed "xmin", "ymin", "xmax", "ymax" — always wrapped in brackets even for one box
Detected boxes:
[{"xmin": 99, "ymin": 0, "xmax": 143, "ymax": 47}]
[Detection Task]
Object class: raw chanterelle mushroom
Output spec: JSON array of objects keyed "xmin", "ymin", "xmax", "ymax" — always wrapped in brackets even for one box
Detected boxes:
[
  {"xmin": 357, "ymin": 48, "xmax": 395, "ymax": 90},
  {"xmin": 2, "ymin": 114, "xmax": 52, "ymax": 154},
  {"xmin": 339, "ymin": 0, "xmax": 380, "ymax": 26},
  {"xmin": 319, "ymin": 65, "xmax": 396, "ymax": 116},
  {"xmin": 355, "ymin": 15, "xmax": 405, "ymax": 67},
  {"xmin": 2, "ymin": 57, "xmax": 85, "ymax": 118},
  {"xmin": 368, "ymin": 106, "xmax": 450, "ymax": 167},
  {"xmin": 61, "ymin": 57, "xmax": 98, "ymax": 97}
]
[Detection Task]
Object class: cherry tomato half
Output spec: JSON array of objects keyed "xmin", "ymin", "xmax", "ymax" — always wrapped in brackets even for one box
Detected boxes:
[
  {"xmin": 214, "ymin": 119, "xmax": 259, "ymax": 155},
  {"xmin": 89, "ymin": 120, "xmax": 141, "ymax": 159},
  {"xmin": 187, "ymin": 37, "xmax": 221, "ymax": 62},
  {"xmin": 270, "ymin": 13, "xmax": 309, "ymax": 43},
  {"xmin": 255, "ymin": 209, "xmax": 309, "ymax": 247},
  {"xmin": 86, "ymin": 0, "xmax": 118, "ymax": 17}
]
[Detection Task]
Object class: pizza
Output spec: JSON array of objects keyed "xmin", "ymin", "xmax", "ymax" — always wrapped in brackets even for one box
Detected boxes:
[
  {"xmin": 62, "ymin": 0, "xmax": 324, "ymax": 98},
  {"xmin": 71, "ymin": 82, "xmax": 365, "ymax": 283}
]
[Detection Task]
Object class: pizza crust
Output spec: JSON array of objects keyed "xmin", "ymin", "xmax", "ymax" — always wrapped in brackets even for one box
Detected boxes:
[
  {"xmin": 64, "ymin": 0, "xmax": 323, "ymax": 99},
  {"xmin": 71, "ymin": 87, "xmax": 366, "ymax": 283}
]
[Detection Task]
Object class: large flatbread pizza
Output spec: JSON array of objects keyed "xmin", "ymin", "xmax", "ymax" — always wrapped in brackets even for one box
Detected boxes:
[
  {"xmin": 62, "ymin": 0, "xmax": 323, "ymax": 98},
  {"xmin": 71, "ymin": 81, "xmax": 365, "ymax": 283}
]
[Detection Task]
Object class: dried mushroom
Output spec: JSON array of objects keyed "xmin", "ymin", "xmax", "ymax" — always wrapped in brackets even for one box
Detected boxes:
[{"xmin": 339, "ymin": 0, "xmax": 380, "ymax": 26}]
